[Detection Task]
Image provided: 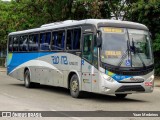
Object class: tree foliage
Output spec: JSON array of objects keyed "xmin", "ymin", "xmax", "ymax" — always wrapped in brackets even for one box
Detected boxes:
[{"xmin": 0, "ymin": 0, "xmax": 160, "ymax": 74}]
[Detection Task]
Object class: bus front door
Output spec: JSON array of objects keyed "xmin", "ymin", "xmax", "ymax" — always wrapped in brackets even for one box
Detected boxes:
[{"xmin": 81, "ymin": 34, "xmax": 93, "ymax": 92}]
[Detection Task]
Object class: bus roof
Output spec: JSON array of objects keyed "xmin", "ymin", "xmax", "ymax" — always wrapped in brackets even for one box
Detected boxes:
[{"xmin": 9, "ymin": 19, "xmax": 148, "ymax": 35}]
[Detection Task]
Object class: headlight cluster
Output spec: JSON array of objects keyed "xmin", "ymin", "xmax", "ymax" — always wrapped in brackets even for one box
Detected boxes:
[
  {"xmin": 102, "ymin": 73, "xmax": 114, "ymax": 82},
  {"xmin": 148, "ymin": 75, "xmax": 154, "ymax": 82}
]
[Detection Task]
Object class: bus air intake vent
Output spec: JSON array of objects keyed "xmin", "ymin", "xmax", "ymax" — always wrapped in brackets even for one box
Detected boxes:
[{"xmin": 115, "ymin": 85, "xmax": 145, "ymax": 92}]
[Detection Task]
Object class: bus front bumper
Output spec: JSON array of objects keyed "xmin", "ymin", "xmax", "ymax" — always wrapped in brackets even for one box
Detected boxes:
[{"xmin": 100, "ymin": 76, "xmax": 154, "ymax": 95}]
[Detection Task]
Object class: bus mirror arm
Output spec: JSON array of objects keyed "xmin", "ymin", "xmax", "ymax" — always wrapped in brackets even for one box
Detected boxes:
[{"xmin": 96, "ymin": 30, "xmax": 102, "ymax": 47}]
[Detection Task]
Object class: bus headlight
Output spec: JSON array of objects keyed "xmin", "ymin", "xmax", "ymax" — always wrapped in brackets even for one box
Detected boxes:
[
  {"xmin": 148, "ymin": 75, "xmax": 154, "ymax": 82},
  {"xmin": 102, "ymin": 73, "xmax": 114, "ymax": 82}
]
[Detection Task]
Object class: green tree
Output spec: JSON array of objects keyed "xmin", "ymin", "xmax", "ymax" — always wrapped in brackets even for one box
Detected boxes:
[{"xmin": 0, "ymin": 0, "xmax": 159, "ymax": 75}]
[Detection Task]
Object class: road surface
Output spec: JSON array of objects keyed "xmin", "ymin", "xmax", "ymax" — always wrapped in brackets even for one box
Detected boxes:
[{"xmin": 0, "ymin": 70, "xmax": 160, "ymax": 120}]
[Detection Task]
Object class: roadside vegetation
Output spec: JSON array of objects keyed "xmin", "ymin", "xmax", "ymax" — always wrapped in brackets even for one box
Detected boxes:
[{"xmin": 0, "ymin": 0, "xmax": 159, "ymax": 74}]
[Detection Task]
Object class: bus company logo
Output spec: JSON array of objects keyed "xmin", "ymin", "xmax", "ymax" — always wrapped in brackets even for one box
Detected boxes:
[
  {"xmin": 52, "ymin": 56, "xmax": 59, "ymax": 64},
  {"xmin": 130, "ymin": 77, "xmax": 144, "ymax": 82},
  {"xmin": 51, "ymin": 56, "xmax": 68, "ymax": 65}
]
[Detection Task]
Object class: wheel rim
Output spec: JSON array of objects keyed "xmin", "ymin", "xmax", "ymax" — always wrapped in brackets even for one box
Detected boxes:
[{"xmin": 71, "ymin": 80, "xmax": 78, "ymax": 92}]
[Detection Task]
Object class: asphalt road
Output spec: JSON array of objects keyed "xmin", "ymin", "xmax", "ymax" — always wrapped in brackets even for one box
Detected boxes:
[{"xmin": 0, "ymin": 70, "xmax": 160, "ymax": 120}]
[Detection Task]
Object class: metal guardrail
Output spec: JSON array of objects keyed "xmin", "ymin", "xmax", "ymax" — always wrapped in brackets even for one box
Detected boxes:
[{"xmin": 0, "ymin": 58, "xmax": 6, "ymax": 67}]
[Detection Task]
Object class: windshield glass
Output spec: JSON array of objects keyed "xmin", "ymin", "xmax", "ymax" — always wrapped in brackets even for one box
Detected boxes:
[
  {"xmin": 101, "ymin": 27, "xmax": 130, "ymax": 67},
  {"xmin": 100, "ymin": 27, "xmax": 153, "ymax": 67},
  {"xmin": 128, "ymin": 29, "xmax": 153, "ymax": 67}
]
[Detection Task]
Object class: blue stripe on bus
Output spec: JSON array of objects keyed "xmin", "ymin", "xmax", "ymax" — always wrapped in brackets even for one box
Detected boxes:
[
  {"xmin": 105, "ymin": 70, "xmax": 131, "ymax": 81},
  {"xmin": 7, "ymin": 52, "xmax": 53, "ymax": 74}
]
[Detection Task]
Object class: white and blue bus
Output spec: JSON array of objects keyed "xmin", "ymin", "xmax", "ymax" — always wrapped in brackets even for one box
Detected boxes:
[{"xmin": 7, "ymin": 19, "xmax": 154, "ymax": 98}]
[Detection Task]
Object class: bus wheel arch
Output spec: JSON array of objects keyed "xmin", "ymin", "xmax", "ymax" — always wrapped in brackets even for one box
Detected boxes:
[
  {"xmin": 24, "ymin": 67, "xmax": 30, "ymax": 76},
  {"xmin": 68, "ymin": 72, "xmax": 76, "ymax": 89},
  {"xmin": 68, "ymin": 72, "xmax": 82, "ymax": 98},
  {"xmin": 24, "ymin": 67, "xmax": 34, "ymax": 88}
]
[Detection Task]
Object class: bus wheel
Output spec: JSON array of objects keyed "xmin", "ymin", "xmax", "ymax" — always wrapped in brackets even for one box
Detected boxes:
[
  {"xmin": 24, "ymin": 70, "xmax": 34, "ymax": 88},
  {"xmin": 115, "ymin": 94, "xmax": 127, "ymax": 99},
  {"xmin": 70, "ymin": 74, "xmax": 82, "ymax": 98}
]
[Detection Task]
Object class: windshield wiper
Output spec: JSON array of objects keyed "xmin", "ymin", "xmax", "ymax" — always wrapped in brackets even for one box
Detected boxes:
[
  {"xmin": 131, "ymin": 39, "xmax": 146, "ymax": 68},
  {"xmin": 117, "ymin": 40, "xmax": 130, "ymax": 68}
]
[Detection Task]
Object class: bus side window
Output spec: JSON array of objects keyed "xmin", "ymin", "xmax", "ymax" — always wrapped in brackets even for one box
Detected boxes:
[
  {"xmin": 66, "ymin": 30, "xmax": 73, "ymax": 50},
  {"xmin": 58, "ymin": 31, "xmax": 65, "ymax": 50},
  {"xmin": 19, "ymin": 35, "xmax": 28, "ymax": 52},
  {"xmin": 40, "ymin": 32, "xmax": 51, "ymax": 51},
  {"xmin": 52, "ymin": 31, "xmax": 65, "ymax": 50},
  {"xmin": 13, "ymin": 36, "xmax": 19, "ymax": 52},
  {"xmin": 29, "ymin": 34, "xmax": 39, "ymax": 51},
  {"xmin": 9, "ymin": 36, "xmax": 13, "ymax": 52},
  {"xmin": 83, "ymin": 34, "xmax": 93, "ymax": 63},
  {"xmin": 73, "ymin": 29, "xmax": 81, "ymax": 50}
]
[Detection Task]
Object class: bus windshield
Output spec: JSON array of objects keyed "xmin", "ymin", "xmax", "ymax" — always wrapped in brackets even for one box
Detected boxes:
[{"xmin": 100, "ymin": 27, "xmax": 153, "ymax": 67}]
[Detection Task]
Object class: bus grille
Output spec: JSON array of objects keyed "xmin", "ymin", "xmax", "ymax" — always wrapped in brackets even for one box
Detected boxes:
[{"xmin": 115, "ymin": 85, "xmax": 145, "ymax": 92}]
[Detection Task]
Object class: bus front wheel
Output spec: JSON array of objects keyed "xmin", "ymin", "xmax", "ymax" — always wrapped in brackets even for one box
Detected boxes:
[
  {"xmin": 24, "ymin": 70, "xmax": 34, "ymax": 88},
  {"xmin": 115, "ymin": 94, "xmax": 127, "ymax": 99},
  {"xmin": 70, "ymin": 74, "xmax": 82, "ymax": 98}
]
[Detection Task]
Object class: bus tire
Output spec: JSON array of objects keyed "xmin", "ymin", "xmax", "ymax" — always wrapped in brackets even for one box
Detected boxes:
[
  {"xmin": 70, "ymin": 74, "xmax": 82, "ymax": 98},
  {"xmin": 115, "ymin": 94, "xmax": 127, "ymax": 99},
  {"xmin": 24, "ymin": 70, "xmax": 34, "ymax": 88}
]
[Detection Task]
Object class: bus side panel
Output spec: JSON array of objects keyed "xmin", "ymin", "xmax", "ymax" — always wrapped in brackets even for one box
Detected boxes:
[
  {"xmin": 8, "ymin": 52, "xmax": 82, "ymax": 89},
  {"xmin": 7, "ymin": 52, "xmax": 48, "ymax": 82},
  {"xmin": 81, "ymin": 60, "xmax": 99, "ymax": 93},
  {"xmin": 91, "ymin": 67, "xmax": 99, "ymax": 93},
  {"xmin": 63, "ymin": 70, "xmax": 68, "ymax": 88},
  {"xmin": 29, "ymin": 66, "xmax": 37, "ymax": 83},
  {"xmin": 36, "ymin": 52, "xmax": 81, "ymax": 88},
  {"xmin": 17, "ymin": 67, "xmax": 25, "ymax": 81}
]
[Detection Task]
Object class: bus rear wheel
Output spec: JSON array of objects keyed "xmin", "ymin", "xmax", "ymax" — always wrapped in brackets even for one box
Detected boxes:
[
  {"xmin": 24, "ymin": 70, "xmax": 35, "ymax": 88},
  {"xmin": 70, "ymin": 74, "xmax": 82, "ymax": 98},
  {"xmin": 115, "ymin": 94, "xmax": 127, "ymax": 99}
]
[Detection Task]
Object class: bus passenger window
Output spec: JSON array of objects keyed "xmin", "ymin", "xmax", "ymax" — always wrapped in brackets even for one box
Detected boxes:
[
  {"xmin": 19, "ymin": 35, "xmax": 28, "ymax": 51},
  {"xmin": 28, "ymin": 34, "xmax": 39, "ymax": 51},
  {"xmin": 66, "ymin": 30, "xmax": 73, "ymax": 50},
  {"xmin": 83, "ymin": 34, "xmax": 93, "ymax": 63},
  {"xmin": 40, "ymin": 32, "xmax": 51, "ymax": 51},
  {"xmin": 13, "ymin": 36, "xmax": 19, "ymax": 52},
  {"xmin": 52, "ymin": 31, "xmax": 65, "ymax": 50},
  {"xmin": 73, "ymin": 29, "xmax": 81, "ymax": 50}
]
